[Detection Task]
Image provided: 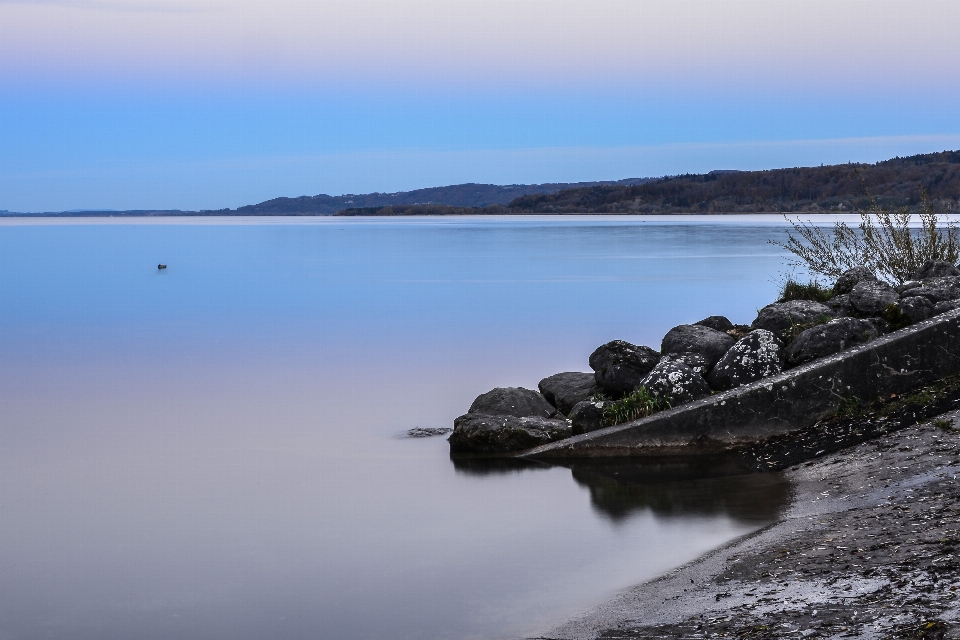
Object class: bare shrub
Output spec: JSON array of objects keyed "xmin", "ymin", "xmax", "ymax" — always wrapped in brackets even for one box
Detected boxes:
[{"xmin": 773, "ymin": 174, "xmax": 960, "ymax": 285}]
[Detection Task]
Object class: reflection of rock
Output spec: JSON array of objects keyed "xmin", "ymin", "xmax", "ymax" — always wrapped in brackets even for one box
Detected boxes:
[
  {"xmin": 567, "ymin": 458, "xmax": 791, "ymax": 524},
  {"xmin": 449, "ymin": 456, "xmax": 550, "ymax": 476}
]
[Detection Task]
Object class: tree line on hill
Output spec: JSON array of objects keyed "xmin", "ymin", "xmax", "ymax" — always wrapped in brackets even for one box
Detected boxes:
[
  {"xmin": 232, "ymin": 178, "xmax": 652, "ymax": 215},
  {"xmin": 7, "ymin": 150, "xmax": 958, "ymax": 217},
  {"xmin": 335, "ymin": 150, "xmax": 960, "ymax": 216}
]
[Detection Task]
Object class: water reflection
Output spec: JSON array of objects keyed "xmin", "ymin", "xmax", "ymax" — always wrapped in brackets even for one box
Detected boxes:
[
  {"xmin": 452, "ymin": 455, "xmax": 792, "ymax": 524},
  {"xmin": 449, "ymin": 455, "xmax": 551, "ymax": 475}
]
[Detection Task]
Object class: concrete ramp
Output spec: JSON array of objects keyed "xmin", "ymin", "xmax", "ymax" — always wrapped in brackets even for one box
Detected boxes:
[{"xmin": 521, "ymin": 308, "xmax": 960, "ymax": 459}]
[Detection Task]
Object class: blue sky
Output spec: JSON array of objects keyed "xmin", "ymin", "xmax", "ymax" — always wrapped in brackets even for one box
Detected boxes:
[{"xmin": 2, "ymin": 0, "xmax": 959, "ymax": 211}]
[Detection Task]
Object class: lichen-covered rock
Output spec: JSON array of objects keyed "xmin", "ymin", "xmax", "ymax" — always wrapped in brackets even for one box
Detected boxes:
[
  {"xmin": 569, "ymin": 400, "xmax": 606, "ymax": 435},
  {"xmin": 448, "ymin": 414, "xmax": 572, "ymax": 454},
  {"xmin": 784, "ymin": 317, "xmax": 882, "ymax": 367},
  {"xmin": 468, "ymin": 387, "xmax": 556, "ymax": 419},
  {"xmin": 896, "ymin": 295, "xmax": 934, "ymax": 324},
  {"xmin": 660, "ymin": 324, "xmax": 736, "ymax": 370},
  {"xmin": 896, "ymin": 276, "xmax": 960, "ymax": 303},
  {"xmin": 589, "ymin": 340, "xmax": 660, "ymax": 396},
  {"xmin": 695, "ymin": 315, "xmax": 735, "ymax": 332},
  {"xmin": 849, "ymin": 280, "xmax": 899, "ymax": 316},
  {"xmin": 637, "ymin": 361, "xmax": 711, "ymax": 406},
  {"xmin": 659, "ymin": 352, "xmax": 711, "ymax": 377},
  {"xmin": 934, "ymin": 299, "xmax": 960, "ymax": 315},
  {"xmin": 825, "ymin": 293, "xmax": 854, "ymax": 317},
  {"xmin": 751, "ymin": 300, "xmax": 836, "ymax": 341},
  {"xmin": 706, "ymin": 329, "xmax": 783, "ymax": 391},
  {"xmin": 833, "ymin": 266, "xmax": 878, "ymax": 295},
  {"xmin": 895, "ymin": 280, "xmax": 921, "ymax": 294},
  {"xmin": 911, "ymin": 260, "xmax": 960, "ymax": 280},
  {"xmin": 538, "ymin": 372, "xmax": 596, "ymax": 416}
]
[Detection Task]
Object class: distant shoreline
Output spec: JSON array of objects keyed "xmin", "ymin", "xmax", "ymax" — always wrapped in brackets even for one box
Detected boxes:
[
  {"xmin": 0, "ymin": 211, "xmax": 897, "ymax": 220},
  {"xmin": 5, "ymin": 149, "xmax": 959, "ymax": 218}
]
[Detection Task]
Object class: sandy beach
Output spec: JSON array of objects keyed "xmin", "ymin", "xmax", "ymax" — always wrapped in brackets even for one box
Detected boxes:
[{"xmin": 539, "ymin": 410, "xmax": 960, "ymax": 639}]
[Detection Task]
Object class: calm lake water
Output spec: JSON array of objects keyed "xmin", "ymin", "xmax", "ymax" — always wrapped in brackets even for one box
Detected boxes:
[{"xmin": 0, "ymin": 215, "xmax": 804, "ymax": 640}]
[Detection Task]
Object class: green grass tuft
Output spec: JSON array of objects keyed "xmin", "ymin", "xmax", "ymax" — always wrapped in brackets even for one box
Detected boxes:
[
  {"xmin": 601, "ymin": 387, "xmax": 671, "ymax": 427},
  {"xmin": 778, "ymin": 278, "xmax": 834, "ymax": 303}
]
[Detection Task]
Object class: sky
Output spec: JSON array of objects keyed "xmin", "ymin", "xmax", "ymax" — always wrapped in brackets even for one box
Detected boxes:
[{"xmin": 1, "ymin": 0, "xmax": 960, "ymax": 212}]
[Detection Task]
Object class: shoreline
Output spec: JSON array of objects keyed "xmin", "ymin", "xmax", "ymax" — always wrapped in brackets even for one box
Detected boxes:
[{"xmin": 534, "ymin": 412, "xmax": 960, "ymax": 639}]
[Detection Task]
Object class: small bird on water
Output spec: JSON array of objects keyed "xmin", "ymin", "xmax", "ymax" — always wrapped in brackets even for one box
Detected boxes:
[{"xmin": 158, "ymin": 264, "xmax": 167, "ymax": 270}]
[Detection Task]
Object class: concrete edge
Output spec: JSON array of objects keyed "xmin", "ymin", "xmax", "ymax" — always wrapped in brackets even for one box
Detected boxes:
[{"xmin": 519, "ymin": 307, "xmax": 960, "ymax": 459}]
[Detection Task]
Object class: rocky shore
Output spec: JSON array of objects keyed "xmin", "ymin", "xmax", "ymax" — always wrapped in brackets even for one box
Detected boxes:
[
  {"xmin": 450, "ymin": 261, "xmax": 960, "ymax": 456},
  {"xmin": 444, "ymin": 260, "xmax": 960, "ymax": 636},
  {"xmin": 535, "ymin": 408, "xmax": 960, "ymax": 640}
]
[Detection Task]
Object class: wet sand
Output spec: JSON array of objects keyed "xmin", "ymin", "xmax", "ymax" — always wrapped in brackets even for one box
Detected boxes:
[{"xmin": 537, "ymin": 412, "xmax": 960, "ymax": 639}]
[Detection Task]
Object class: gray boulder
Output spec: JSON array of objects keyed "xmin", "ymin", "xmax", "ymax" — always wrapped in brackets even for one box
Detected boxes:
[
  {"xmin": 695, "ymin": 315, "xmax": 734, "ymax": 332},
  {"xmin": 449, "ymin": 414, "xmax": 572, "ymax": 454},
  {"xmin": 825, "ymin": 293, "xmax": 853, "ymax": 317},
  {"xmin": 849, "ymin": 280, "xmax": 899, "ymax": 316},
  {"xmin": 706, "ymin": 329, "xmax": 783, "ymax": 391},
  {"xmin": 637, "ymin": 360, "xmax": 711, "ymax": 406},
  {"xmin": 659, "ymin": 352, "xmax": 711, "ymax": 377},
  {"xmin": 538, "ymin": 372, "xmax": 596, "ymax": 416},
  {"xmin": 784, "ymin": 317, "xmax": 882, "ymax": 367},
  {"xmin": 589, "ymin": 340, "xmax": 660, "ymax": 396},
  {"xmin": 751, "ymin": 300, "xmax": 835, "ymax": 341},
  {"xmin": 934, "ymin": 299, "xmax": 960, "ymax": 315},
  {"xmin": 660, "ymin": 324, "xmax": 736, "ymax": 369},
  {"xmin": 911, "ymin": 260, "xmax": 960, "ymax": 280},
  {"xmin": 569, "ymin": 400, "xmax": 607, "ymax": 435},
  {"xmin": 896, "ymin": 276, "xmax": 960, "ymax": 303},
  {"xmin": 468, "ymin": 387, "xmax": 556, "ymax": 419},
  {"xmin": 896, "ymin": 296, "xmax": 934, "ymax": 324},
  {"xmin": 895, "ymin": 280, "xmax": 921, "ymax": 294},
  {"xmin": 833, "ymin": 266, "xmax": 878, "ymax": 295}
]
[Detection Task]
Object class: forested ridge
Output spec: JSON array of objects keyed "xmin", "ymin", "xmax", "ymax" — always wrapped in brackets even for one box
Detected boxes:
[
  {"xmin": 9, "ymin": 150, "xmax": 960, "ymax": 217},
  {"xmin": 336, "ymin": 150, "xmax": 960, "ymax": 216}
]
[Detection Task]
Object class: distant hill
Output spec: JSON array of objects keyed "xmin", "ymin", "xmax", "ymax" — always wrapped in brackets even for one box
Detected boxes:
[
  {"xmin": 1, "ymin": 179, "xmax": 651, "ymax": 217},
  {"xmin": 336, "ymin": 151, "xmax": 960, "ymax": 216},
  {"xmin": 5, "ymin": 150, "xmax": 960, "ymax": 216},
  {"xmin": 496, "ymin": 150, "xmax": 960, "ymax": 214},
  {"xmin": 230, "ymin": 179, "xmax": 653, "ymax": 215}
]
